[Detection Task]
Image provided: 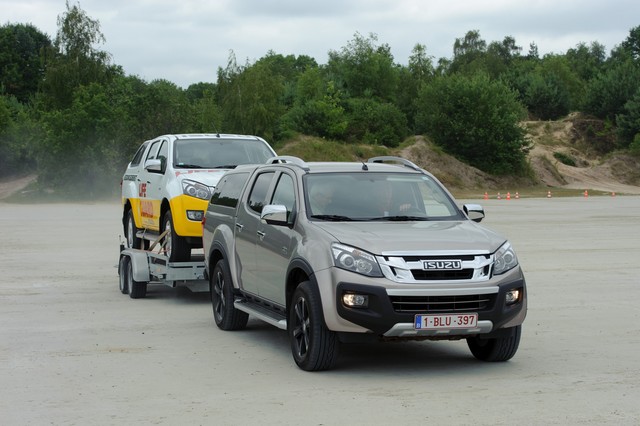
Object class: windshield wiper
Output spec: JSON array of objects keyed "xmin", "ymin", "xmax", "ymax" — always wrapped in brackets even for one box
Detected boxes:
[
  {"xmin": 212, "ymin": 164, "xmax": 238, "ymax": 169},
  {"xmin": 370, "ymin": 215, "xmax": 429, "ymax": 221},
  {"xmin": 310, "ymin": 214, "xmax": 355, "ymax": 222},
  {"xmin": 176, "ymin": 164, "xmax": 204, "ymax": 169}
]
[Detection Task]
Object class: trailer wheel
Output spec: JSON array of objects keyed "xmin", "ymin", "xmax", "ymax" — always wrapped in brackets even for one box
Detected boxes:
[
  {"xmin": 118, "ymin": 256, "xmax": 129, "ymax": 294},
  {"xmin": 127, "ymin": 256, "xmax": 147, "ymax": 299},
  {"xmin": 210, "ymin": 259, "xmax": 248, "ymax": 330}
]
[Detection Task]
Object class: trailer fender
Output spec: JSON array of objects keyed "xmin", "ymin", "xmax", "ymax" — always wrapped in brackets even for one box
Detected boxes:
[{"xmin": 120, "ymin": 249, "xmax": 151, "ymax": 283}]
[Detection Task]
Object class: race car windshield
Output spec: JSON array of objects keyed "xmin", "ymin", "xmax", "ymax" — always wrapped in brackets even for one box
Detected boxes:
[{"xmin": 173, "ymin": 138, "xmax": 273, "ymax": 169}]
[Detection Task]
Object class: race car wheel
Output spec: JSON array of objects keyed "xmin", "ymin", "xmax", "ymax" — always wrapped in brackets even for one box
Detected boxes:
[
  {"xmin": 126, "ymin": 209, "xmax": 143, "ymax": 249},
  {"xmin": 210, "ymin": 259, "xmax": 248, "ymax": 330},
  {"xmin": 289, "ymin": 281, "xmax": 339, "ymax": 371},
  {"xmin": 162, "ymin": 211, "xmax": 190, "ymax": 262}
]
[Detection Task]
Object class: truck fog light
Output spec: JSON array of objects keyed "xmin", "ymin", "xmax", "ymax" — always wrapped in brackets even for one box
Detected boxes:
[
  {"xmin": 342, "ymin": 293, "xmax": 369, "ymax": 308},
  {"xmin": 505, "ymin": 289, "xmax": 521, "ymax": 305},
  {"xmin": 187, "ymin": 210, "xmax": 204, "ymax": 221}
]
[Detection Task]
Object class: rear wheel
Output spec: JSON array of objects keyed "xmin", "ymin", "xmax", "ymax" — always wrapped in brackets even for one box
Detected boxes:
[
  {"xmin": 467, "ymin": 325, "xmax": 521, "ymax": 361},
  {"xmin": 162, "ymin": 211, "xmax": 190, "ymax": 262},
  {"xmin": 288, "ymin": 281, "xmax": 339, "ymax": 371},
  {"xmin": 210, "ymin": 259, "xmax": 248, "ymax": 330},
  {"xmin": 126, "ymin": 256, "xmax": 147, "ymax": 299}
]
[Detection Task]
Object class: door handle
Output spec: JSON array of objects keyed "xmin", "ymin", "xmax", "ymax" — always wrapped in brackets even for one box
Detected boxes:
[
  {"xmin": 235, "ymin": 223, "xmax": 244, "ymax": 232},
  {"xmin": 257, "ymin": 230, "xmax": 266, "ymax": 239}
]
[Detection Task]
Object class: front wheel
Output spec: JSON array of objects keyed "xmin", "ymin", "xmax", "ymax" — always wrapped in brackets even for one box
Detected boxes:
[
  {"xmin": 288, "ymin": 281, "xmax": 339, "ymax": 371},
  {"xmin": 162, "ymin": 211, "xmax": 190, "ymax": 262},
  {"xmin": 210, "ymin": 259, "xmax": 248, "ymax": 330},
  {"xmin": 467, "ymin": 325, "xmax": 521, "ymax": 362}
]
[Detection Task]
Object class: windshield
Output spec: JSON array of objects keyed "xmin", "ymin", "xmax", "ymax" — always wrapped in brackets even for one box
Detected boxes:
[
  {"xmin": 173, "ymin": 138, "xmax": 274, "ymax": 169},
  {"xmin": 304, "ymin": 172, "xmax": 463, "ymax": 221}
]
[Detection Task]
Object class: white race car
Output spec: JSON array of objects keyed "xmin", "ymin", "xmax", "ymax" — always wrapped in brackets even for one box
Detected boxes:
[{"xmin": 121, "ymin": 133, "xmax": 276, "ymax": 261}]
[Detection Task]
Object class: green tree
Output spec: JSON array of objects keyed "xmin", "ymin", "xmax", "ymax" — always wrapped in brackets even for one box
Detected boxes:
[
  {"xmin": 0, "ymin": 23, "xmax": 52, "ymax": 103},
  {"xmin": 38, "ymin": 1, "xmax": 119, "ymax": 110},
  {"xmin": 327, "ymin": 32, "xmax": 398, "ymax": 102},
  {"xmin": 583, "ymin": 59, "xmax": 640, "ymax": 121},
  {"xmin": 217, "ymin": 53, "xmax": 285, "ymax": 141},
  {"xmin": 344, "ymin": 97, "xmax": 408, "ymax": 146},
  {"xmin": 617, "ymin": 91, "xmax": 640, "ymax": 146},
  {"xmin": 415, "ymin": 74, "xmax": 529, "ymax": 175}
]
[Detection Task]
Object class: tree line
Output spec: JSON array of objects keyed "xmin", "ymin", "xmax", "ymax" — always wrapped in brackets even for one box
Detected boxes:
[{"xmin": 1, "ymin": 2, "xmax": 639, "ymax": 196}]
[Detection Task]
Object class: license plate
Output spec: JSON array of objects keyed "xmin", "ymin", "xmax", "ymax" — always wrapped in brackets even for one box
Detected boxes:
[{"xmin": 414, "ymin": 313, "xmax": 478, "ymax": 329}]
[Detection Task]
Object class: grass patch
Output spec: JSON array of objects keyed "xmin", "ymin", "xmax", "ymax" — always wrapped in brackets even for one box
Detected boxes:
[{"xmin": 553, "ymin": 152, "xmax": 577, "ymax": 166}]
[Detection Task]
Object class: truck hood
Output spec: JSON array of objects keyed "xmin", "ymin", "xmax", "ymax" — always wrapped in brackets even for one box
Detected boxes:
[
  {"xmin": 313, "ymin": 220, "xmax": 506, "ymax": 254},
  {"xmin": 174, "ymin": 169, "xmax": 228, "ymax": 187}
]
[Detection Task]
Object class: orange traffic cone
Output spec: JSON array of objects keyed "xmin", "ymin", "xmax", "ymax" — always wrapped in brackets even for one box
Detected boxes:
[
  {"xmin": 506, "ymin": 192, "xmax": 511, "ymax": 200},
  {"xmin": 497, "ymin": 192, "xmax": 501, "ymax": 200},
  {"xmin": 515, "ymin": 192, "xmax": 520, "ymax": 199},
  {"xmin": 612, "ymin": 192, "xmax": 616, "ymax": 197},
  {"xmin": 584, "ymin": 190, "xmax": 589, "ymax": 198},
  {"xmin": 547, "ymin": 190, "xmax": 552, "ymax": 198},
  {"xmin": 484, "ymin": 192, "xmax": 488, "ymax": 200}
]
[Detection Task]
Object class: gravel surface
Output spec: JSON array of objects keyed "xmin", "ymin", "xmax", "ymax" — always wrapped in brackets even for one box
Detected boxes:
[{"xmin": 1, "ymin": 197, "xmax": 639, "ymax": 425}]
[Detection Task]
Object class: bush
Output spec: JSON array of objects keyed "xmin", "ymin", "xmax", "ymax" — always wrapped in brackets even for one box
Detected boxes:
[
  {"xmin": 415, "ymin": 74, "xmax": 529, "ymax": 175},
  {"xmin": 344, "ymin": 98, "xmax": 408, "ymax": 146}
]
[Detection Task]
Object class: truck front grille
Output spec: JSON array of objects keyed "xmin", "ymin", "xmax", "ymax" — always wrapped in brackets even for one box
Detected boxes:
[{"xmin": 389, "ymin": 294, "xmax": 495, "ymax": 313}]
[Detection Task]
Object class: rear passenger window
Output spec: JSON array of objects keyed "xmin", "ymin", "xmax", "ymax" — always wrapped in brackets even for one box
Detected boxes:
[{"xmin": 210, "ymin": 172, "xmax": 250, "ymax": 208}]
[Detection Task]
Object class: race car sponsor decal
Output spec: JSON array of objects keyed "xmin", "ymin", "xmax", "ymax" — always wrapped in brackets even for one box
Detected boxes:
[
  {"xmin": 140, "ymin": 200, "xmax": 154, "ymax": 218},
  {"xmin": 139, "ymin": 182, "xmax": 147, "ymax": 198}
]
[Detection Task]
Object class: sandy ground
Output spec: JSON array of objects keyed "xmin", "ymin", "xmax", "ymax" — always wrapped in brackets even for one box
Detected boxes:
[{"xmin": 1, "ymin": 197, "xmax": 639, "ymax": 425}]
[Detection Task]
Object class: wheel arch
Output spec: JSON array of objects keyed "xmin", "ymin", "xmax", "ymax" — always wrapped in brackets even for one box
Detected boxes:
[{"xmin": 285, "ymin": 258, "xmax": 317, "ymax": 316}]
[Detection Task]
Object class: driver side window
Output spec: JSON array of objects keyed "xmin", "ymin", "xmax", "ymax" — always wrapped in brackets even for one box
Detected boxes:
[{"xmin": 271, "ymin": 173, "xmax": 296, "ymax": 222}]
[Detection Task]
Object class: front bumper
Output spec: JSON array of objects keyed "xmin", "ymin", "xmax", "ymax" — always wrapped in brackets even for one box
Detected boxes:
[{"xmin": 330, "ymin": 270, "xmax": 526, "ymax": 338}]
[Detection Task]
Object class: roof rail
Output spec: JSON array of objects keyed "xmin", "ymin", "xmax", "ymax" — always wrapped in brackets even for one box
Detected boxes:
[
  {"xmin": 367, "ymin": 156, "xmax": 421, "ymax": 172},
  {"xmin": 266, "ymin": 156, "xmax": 310, "ymax": 171}
]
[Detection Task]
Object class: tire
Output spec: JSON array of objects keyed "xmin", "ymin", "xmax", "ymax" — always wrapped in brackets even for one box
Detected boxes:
[
  {"xmin": 127, "ymin": 256, "xmax": 147, "ymax": 299},
  {"xmin": 288, "ymin": 281, "xmax": 339, "ymax": 371},
  {"xmin": 467, "ymin": 325, "xmax": 522, "ymax": 362},
  {"xmin": 162, "ymin": 211, "xmax": 190, "ymax": 262},
  {"xmin": 210, "ymin": 259, "xmax": 248, "ymax": 330},
  {"xmin": 118, "ymin": 256, "xmax": 129, "ymax": 295},
  {"xmin": 125, "ymin": 209, "xmax": 146, "ymax": 249}
]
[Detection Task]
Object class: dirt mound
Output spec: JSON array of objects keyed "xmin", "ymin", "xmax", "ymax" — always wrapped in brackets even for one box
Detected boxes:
[{"xmin": 524, "ymin": 116, "xmax": 640, "ymax": 194}]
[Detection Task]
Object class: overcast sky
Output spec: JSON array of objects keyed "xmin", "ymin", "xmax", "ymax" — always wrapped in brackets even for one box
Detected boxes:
[{"xmin": 3, "ymin": 0, "xmax": 639, "ymax": 88}]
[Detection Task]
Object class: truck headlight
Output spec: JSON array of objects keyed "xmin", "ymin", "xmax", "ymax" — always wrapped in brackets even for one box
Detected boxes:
[
  {"xmin": 331, "ymin": 243, "xmax": 383, "ymax": 277},
  {"xmin": 182, "ymin": 179, "xmax": 211, "ymax": 200},
  {"xmin": 493, "ymin": 242, "xmax": 518, "ymax": 275}
]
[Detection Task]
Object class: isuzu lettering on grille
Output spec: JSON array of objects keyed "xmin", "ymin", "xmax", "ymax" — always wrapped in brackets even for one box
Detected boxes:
[{"xmin": 423, "ymin": 260, "xmax": 462, "ymax": 270}]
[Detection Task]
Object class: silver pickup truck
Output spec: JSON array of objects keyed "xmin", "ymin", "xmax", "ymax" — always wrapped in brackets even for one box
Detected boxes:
[{"xmin": 202, "ymin": 156, "xmax": 527, "ymax": 371}]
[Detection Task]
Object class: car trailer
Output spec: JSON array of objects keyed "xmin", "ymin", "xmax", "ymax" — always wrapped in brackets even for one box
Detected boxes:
[{"xmin": 118, "ymin": 230, "xmax": 209, "ymax": 298}]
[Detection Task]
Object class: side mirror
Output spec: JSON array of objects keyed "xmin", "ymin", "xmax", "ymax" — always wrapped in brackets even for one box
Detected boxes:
[
  {"xmin": 261, "ymin": 204, "xmax": 289, "ymax": 225},
  {"xmin": 144, "ymin": 158, "xmax": 163, "ymax": 173},
  {"xmin": 463, "ymin": 204, "xmax": 485, "ymax": 223}
]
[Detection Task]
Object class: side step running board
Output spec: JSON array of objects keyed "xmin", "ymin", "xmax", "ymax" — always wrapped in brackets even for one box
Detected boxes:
[{"xmin": 234, "ymin": 300, "xmax": 287, "ymax": 330}]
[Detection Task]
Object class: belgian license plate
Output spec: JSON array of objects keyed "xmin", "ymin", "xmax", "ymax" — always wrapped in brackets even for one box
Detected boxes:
[{"xmin": 414, "ymin": 313, "xmax": 478, "ymax": 329}]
